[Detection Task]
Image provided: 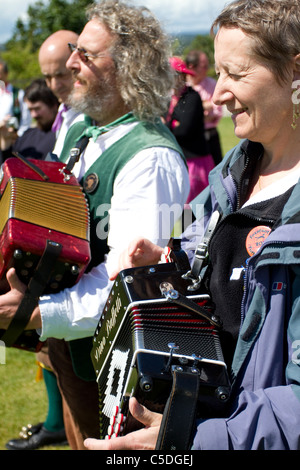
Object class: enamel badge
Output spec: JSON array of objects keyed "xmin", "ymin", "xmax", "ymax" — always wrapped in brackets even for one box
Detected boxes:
[
  {"xmin": 246, "ymin": 225, "xmax": 271, "ymax": 256},
  {"xmin": 84, "ymin": 173, "xmax": 99, "ymax": 193}
]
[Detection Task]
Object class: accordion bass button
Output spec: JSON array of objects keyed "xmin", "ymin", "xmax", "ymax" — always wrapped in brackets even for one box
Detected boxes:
[
  {"xmin": 113, "ymin": 423, "xmax": 123, "ymax": 435},
  {"xmin": 107, "ymin": 424, "xmax": 114, "ymax": 436},
  {"xmin": 71, "ymin": 265, "xmax": 80, "ymax": 275},
  {"xmin": 109, "ymin": 415, "xmax": 116, "ymax": 426},
  {"xmin": 50, "ymin": 282, "xmax": 59, "ymax": 290},
  {"xmin": 24, "ymin": 260, "xmax": 34, "ymax": 268},
  {"xmin": 116, "ymin": 413, "xmax": 125, "ymax": 424},
  {"xmin": 139, "ymin": 375, "xmax": 153, "ymax": 392},
  {"xmin": 20, "ymin": 269, "xmax": 29, "ymax": 277},
  {"xmin": 13, "ymin": 249, "xmax": 23, "ymax": 260}
]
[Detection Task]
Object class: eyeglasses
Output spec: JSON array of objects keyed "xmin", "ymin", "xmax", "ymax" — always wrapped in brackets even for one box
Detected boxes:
[{"xmin": 68, "ymin": 43, "xmax": 109, "ymax": 63}]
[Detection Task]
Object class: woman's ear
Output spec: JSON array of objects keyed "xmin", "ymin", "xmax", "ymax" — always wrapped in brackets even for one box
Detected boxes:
[{"xmin": 293, "ymin": 53, "xmax": 300, "ymax": 79}]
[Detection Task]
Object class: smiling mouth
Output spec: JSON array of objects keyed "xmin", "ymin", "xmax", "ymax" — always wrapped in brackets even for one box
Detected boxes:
[
  {"xmin": 231, "ymin": 108, "xmax": 248, "ymax": 116},
  {"xmin": 72, "ymin": 73, "xmax": 84, "ymax": 86}
]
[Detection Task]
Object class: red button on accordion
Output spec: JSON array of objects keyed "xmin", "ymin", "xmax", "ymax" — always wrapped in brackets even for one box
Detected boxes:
[
  {"xmin": 0, "ymin": 156, "xmax": 91, "ymax": 351},
  {"xmin": 91, "ymin": 260, "xmax": 231, "ymax": 442}
]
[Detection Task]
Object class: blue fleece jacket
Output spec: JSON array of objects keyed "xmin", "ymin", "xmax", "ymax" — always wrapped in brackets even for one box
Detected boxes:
[{"xmin": 183, "ymin": 139, "xmax": 300, "ymax": 450}]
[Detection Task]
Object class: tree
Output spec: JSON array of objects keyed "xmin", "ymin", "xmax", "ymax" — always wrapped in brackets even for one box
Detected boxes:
[
  {"xmin": 7, "ymin": 0, "xmax": 96, "ymax": 51},
  {"xmin": 1, "ymin": 0, "xmax": 95, "ymax": 86},
  {"xmin": 183, "ymin": 34, "xmax": 216, "ymax": 77}
]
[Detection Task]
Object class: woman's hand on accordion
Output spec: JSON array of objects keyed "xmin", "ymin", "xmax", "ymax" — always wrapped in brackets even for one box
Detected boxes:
[
  {"xmin": 109, "ymin": 237, "xmax": 164, "ymax": 280},
  {"xmin": 84, "ymin": 397, "xmax": 162, "ymax": 450}
]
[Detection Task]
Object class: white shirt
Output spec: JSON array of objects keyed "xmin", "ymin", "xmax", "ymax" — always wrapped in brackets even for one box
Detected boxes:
[
  {"xmin": 52, "ymin": 105, "xmax": 85, "ymax": 158},
  {"xmin": 242, "ymin": 167, "xmax": 300, "ymax": 208},
  {"xmin": 192, "ymin": 77, "xmax": 223, "ymax": 130},
  {"xmin": 39, "ymin": 122, "xmax": 190, "ymax": 341}
]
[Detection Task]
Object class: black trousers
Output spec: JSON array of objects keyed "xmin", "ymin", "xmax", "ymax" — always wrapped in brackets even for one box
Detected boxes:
[{"xmin": 205, "ymin": 127, "xmax": 223, "ymax": 166}]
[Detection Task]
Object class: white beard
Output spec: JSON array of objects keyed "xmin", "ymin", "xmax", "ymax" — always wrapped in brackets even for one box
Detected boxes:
[{"xmin": 68, "ymin": 76, "xmax": 117, "ymax": 123}]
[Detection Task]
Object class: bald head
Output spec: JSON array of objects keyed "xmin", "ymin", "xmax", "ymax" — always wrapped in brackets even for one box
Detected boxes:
[{"xmin": 39, "ymin": 30, "xmax": 79, "ymax": 103}]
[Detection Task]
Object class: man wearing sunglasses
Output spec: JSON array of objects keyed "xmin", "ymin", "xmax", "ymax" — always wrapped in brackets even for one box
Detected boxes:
[{"xmin": 0, "ymin": 0, "xmax": 189, "ymax": 449}]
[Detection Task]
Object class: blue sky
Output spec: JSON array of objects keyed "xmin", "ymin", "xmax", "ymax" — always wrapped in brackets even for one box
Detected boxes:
[{"xmin": 0, "ymin": 0, "xmax": 228, "ymax": 43}]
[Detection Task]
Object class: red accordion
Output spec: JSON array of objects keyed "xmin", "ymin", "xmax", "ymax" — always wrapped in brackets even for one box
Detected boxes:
[{"xmin": 0, "ymin": 156, "xmax": 91, "ymax": 350}]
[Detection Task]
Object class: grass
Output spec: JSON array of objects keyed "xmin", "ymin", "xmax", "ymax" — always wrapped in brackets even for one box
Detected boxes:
[
  {"xmin": 218, "ymin": 115, "xmax": 240, "ymax": 156},
  {"xmin": 0, "ymin": 347, "xmax": 69, "ymax": 451},
  {"xmin": 0, "ymin": 117, "xmax": 239, "ymax": 452}
]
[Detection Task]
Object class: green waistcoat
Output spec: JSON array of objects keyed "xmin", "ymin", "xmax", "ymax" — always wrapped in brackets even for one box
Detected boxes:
[{"xmin": 60, "ymin": 118, "xmax": 185, "ymax": 381}]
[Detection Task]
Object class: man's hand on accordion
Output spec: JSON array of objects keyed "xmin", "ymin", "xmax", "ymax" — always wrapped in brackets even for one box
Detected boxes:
[
  {"xmin": 0, "ymin": 268, "xmax": 41, "ymax": 330},
  {"xmin": 109, "ymin": 237, "xmax": 164, "ymax": 280},
  {"xmin": 84, "ymin": 397, "xmax": 162, "ymax": 450}
]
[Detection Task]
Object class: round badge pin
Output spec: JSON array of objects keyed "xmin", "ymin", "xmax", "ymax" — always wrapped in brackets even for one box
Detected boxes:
[
  {"xmin": 245, "ymin": 225, "xmax": 271, "ymax": 257},
  {"xmin": 84, "ymin": 173, "xmax": 99, "ymax": 193}
]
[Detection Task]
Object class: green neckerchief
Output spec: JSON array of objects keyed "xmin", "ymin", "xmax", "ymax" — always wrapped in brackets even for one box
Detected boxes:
[{"xmin": 76, "ymin": 112, "xmax": 137, "ymax": 143}]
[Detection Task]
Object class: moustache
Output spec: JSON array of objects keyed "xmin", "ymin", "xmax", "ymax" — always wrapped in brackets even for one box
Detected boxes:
[{"xmin": 71, "ymin": 71, "xmax": 86, "ymax": 85}]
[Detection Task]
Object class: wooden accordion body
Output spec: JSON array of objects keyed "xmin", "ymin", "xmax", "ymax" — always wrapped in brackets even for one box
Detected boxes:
[
  {"xmin": 91, "ymin": 261, "xmax": 231, "ymax": 440},
  {"xmin": 0, "ymin": 157, "xmax": 91, "ymax": 350}
]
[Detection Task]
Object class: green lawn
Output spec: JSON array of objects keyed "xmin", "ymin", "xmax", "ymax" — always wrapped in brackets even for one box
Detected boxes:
[
  {"xmin": 0, "ymin": 347, "xmax": 61, "ymax": 450},
  {"xmin": 0, "ymin": 116, "xmax": 239, "ymax": 451},
  {"xmin": 218, "ymin": 115, "xmax": 240, "ymax": 156}
]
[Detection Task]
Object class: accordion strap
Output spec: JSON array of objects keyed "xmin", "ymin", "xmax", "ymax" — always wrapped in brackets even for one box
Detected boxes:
[
  {"xmin": 183, "ymin": 210, "xmax": 220, "ymax": 291},
  {"xmin": 13, "ymin": 152, "xmax": 49, "ymax": 181},
  {"xmin": 0, "ymin": 240, "xmax": 62, "ymax": 347},
  {"xmin": 155, "ymin": 365, "xmax": 200, "ymax": 450},
  {"xmin": 164, "ymin": 288, "xmax": 221, "ymax": 327},
  {"xmin": 65, "ymin": 135, "xmax": 90, "ymax": 173}
]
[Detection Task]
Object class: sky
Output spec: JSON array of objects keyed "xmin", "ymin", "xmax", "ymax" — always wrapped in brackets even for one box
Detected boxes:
[{"xmin": 0, "ymin": 0, "xmax": 228, "ymax": 44}]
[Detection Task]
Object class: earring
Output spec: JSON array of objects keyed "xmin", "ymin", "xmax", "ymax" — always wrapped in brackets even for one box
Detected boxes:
[{"xmin": 292, "ymin": 101, "xmax": 300, "ymax": 130}]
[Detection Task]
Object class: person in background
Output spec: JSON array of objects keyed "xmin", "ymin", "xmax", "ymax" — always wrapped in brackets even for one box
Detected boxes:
[
  {"xmin": 186, "ymin": 50, "xmax": 223, "ymax": 166},
  {"xmin": 84, "ymin": 0, "xmax": 300, "ymax": 451},
  {"xmin": 165, "ymin": 57, "xmax": 215, "ymax": 204},
  {"xmin": 38, "ymin": 30, "xmax": 85, "ymax": 158},
  {"xmin": 0, "ymin": 60, "xmax": 31, "ymax": 137},
  {"xmin": 0, "ymin": 0, "xmax": 189, "ymax": 450}
]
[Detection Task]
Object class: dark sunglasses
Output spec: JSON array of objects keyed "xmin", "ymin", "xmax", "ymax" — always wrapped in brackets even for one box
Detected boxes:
[{"xmin": 68, "ymin": 43, "xmax": 109, "ymax": 63}]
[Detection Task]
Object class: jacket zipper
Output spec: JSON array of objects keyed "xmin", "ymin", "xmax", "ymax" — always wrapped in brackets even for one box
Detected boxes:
[
  {"xmin": 236, "ymin": 151, "xmax": 250, "ymax": 210},
  {"xmin": 239, "ymin": 230, "xmax": 293, "ymax": 329}
]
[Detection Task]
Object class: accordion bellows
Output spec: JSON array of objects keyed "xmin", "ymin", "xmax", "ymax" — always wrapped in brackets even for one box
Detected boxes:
[
  {"xmin": 0, "ymin": 177, "xmax": 89, "ymax": 241},
  {"xmin": 0, "ymin": 157, "xmax": 91, "ymax": 293}
]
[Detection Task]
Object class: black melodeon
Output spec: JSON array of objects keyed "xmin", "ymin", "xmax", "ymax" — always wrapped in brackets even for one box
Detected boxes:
[{"xmin": 91, "ymin": 244, "xmax": 231, "ymax": 449}]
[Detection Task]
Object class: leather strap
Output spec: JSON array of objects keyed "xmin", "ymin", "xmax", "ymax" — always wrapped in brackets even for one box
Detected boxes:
[
  {"xmin": 163, "ymin": 289, "xmax": 221, "ymax": 327},
  {"xmin": 1, "ymin": 240, "xmax": 62, "ymax": 347},
  {"xmin": 65, "ymin": 135, "xmax": 90, "ymax": 173},
  {"xmin": 167, "ymin": 237, "xmax": 191, "ymax": 271},
  {"xmin": 13, "ymin": 152, "xmax": 49, "ymax": 181},
  {"xmin": 155, "ymin": 366, "xmax": 200, "ymax": 450},
  {"xmin": 183, "ymin": 210, "xmax": 220, "ymax": 291}
]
